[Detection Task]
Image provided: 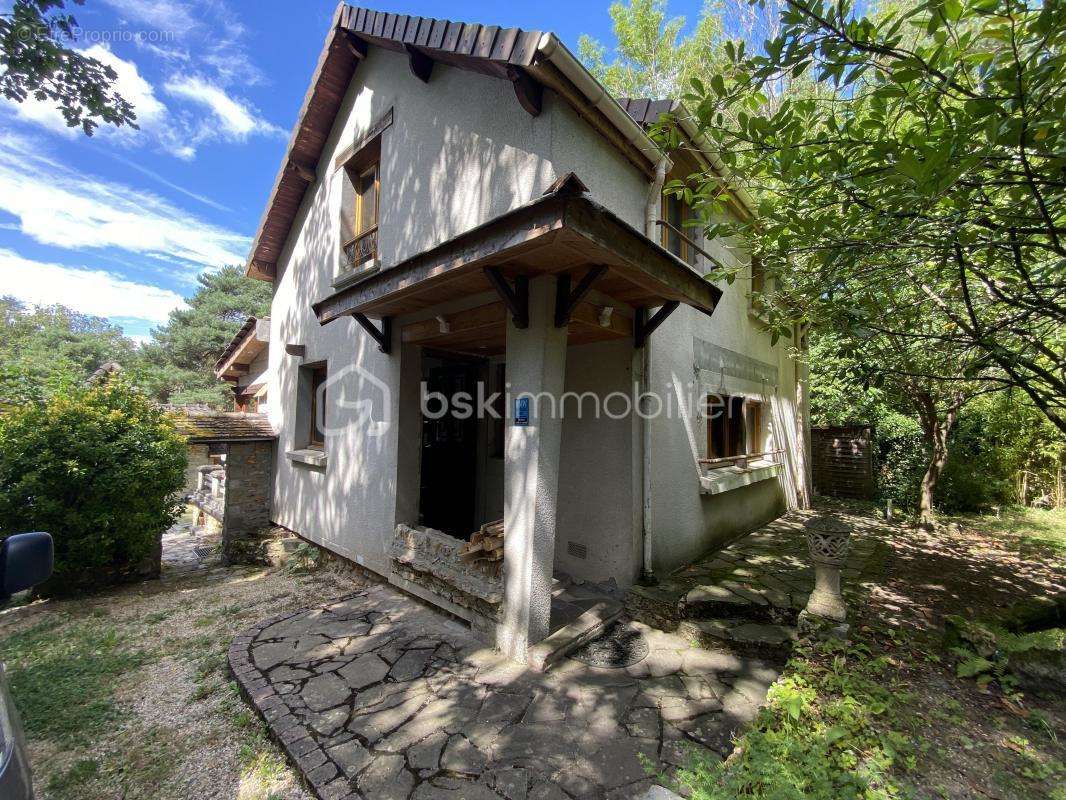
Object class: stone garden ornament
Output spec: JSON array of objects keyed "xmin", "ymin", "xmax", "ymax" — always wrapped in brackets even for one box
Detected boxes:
[{"xmin": 798, "ymin": 513, "xmax": 852, "ymax": 638}]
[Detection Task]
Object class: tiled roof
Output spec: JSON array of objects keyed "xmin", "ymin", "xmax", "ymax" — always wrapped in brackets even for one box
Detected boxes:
[
  {"xmin": 618, "ymin": 98, "xmax": 677, "ymax": 127},
  {"xmin": 169, "ymin": 410, "xmax": 276, "ymax": 442}
]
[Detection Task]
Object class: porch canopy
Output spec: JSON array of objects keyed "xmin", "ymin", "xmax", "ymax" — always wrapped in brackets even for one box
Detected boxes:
[{"xmin": 311, "ymin": 174, "xmax": 721, "ymax": 351}]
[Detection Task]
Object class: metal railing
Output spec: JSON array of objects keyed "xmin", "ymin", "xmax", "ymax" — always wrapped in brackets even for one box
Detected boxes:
[
  {"xmin": 343, "ymin": 226, "xmax": 378, "ymax": 268},
  {"xmin": 655, "ymin": 219, "xmax": 727, "ymax": 271},
  {"xmin": 699, "ymin": 449, "xmax": 784, "ymax": 471}
]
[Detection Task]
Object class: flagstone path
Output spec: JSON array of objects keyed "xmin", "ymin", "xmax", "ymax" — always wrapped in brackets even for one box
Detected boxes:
[{"xmin": 229, "ymin": 581, "xmax": 781, "ymax": 800}]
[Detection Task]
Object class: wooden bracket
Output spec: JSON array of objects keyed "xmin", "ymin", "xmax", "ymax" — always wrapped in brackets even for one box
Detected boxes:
[
  {"xmin": 405, "ymin": 45, "xmax": 433, "ymax": 83},
  {"xmin": 484, "ymin": 267, "xmax": 529, "ymax": 329},
  {"xmin": 353, "ymin": 313, "xmax": 393, "ymax": 354},
  {"xmin": 507, "ymin": 66, "xmax": 543, "ymax": 117},
  {"xmin": 286, "ymin": 158, "xmax": 316, "ymax": 183},
  {"xmin": 345, "ymin": 33, "xmax": 368, "ymax": 60},
  {"xmin": 634, "ymin": 301, "xmax": 681, "ymax": 348},
  {"xmin": 554, "ymin": 265, "xmax": 607, "ymax": 327}
]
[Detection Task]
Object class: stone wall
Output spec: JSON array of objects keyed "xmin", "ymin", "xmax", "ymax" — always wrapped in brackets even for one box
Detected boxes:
[
  {"xmin": 221, "ymin": 441, "xmax": 275, "ymax": 564},
  {"xmin": 184, "ymin": 443, "xmax": 212, "ymax": 495},
  {"xmin": 388, "ymin": 524, "xmax": 502, "ymax": 636}
]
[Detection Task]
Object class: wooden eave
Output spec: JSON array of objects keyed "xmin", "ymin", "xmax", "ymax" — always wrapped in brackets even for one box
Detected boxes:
[
  {"xmin": 312, "ymin": 178, "xmax": 721, "ymax": 325},
  {"xmin": 214, "ymin": 319, "xmax": 268, "ymax": 380}
]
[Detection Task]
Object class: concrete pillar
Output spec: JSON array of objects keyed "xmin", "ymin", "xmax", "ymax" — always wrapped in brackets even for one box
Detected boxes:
[{"xmin": 498, "ymin": 275, "xmax": 568, "ymax": 661}]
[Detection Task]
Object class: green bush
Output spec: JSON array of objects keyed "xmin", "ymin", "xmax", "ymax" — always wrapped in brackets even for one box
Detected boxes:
[{"xmin": 0, "ymin": 381, "xmax": 187, "ymax": 595}]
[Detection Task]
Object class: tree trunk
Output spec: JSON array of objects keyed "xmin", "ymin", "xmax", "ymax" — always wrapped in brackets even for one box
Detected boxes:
[{"xmin": 915, "ymin": 391, "xmax": 964, "ymax": 530}]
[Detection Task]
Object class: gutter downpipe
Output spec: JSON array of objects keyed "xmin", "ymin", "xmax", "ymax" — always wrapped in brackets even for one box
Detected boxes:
[{"xmin": 640, "ymin": 156, "xmax": 669, "ymax": 584}]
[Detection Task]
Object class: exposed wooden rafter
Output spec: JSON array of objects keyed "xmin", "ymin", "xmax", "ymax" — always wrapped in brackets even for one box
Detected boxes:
[
  {"xmin": 405, "ymin": 45, "xmax": 433, "ymax": 83},
  {"xmin": 352, "ymin": 313, "xmax": 393, "ymax": 354},
  {"xmin": 286, "ymin": 158, "xmax": 317, "ymax": 183},
  {"xmin": 345, "ymin": 32, "xmax": 368, "ymax": 59},
  {"xmin": 634, "ymin": 302, "xmax": 680, "ymax": 348},
  {"xmin": 554, "ymin": 265, "xmax": 607, "ymax": 327},
  {"xmin": 484, "ymin": 267, "xmax": 529, "ymax": 329},
  {"xmin": 507, "ymin": 66, "xmax": 543, "ymax": 117}
]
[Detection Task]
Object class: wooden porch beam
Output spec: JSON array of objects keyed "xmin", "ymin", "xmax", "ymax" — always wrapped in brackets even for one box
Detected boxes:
[
  {"xmin": 484, "ymin": 267, "xmax": 529, "ymax": 329},
  {"xmin": 554, "ymin": 265, "xmax": 607, "ymax": 327},
  {"xmin": 353, "ymin": 313, "xmax": 393, "ymax": 354},
  {"xmin": 405, "ymin": 45, "xmax": 433, "ymax": 83},
  {"xmin": 634, "ymin": 301, "xmax": 680, "ymax": 348},
  {"xmin": 507, "ymin": 66, "xmax": 543, "ymax": 117}
]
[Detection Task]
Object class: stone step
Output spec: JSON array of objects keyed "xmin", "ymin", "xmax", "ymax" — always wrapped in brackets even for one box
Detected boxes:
[
  {"xmin": 527, "ymin": 598, "xmax": 623, "ymax": 672},
  {"xmin": 678, "ymin": 618, "xmax": 797, "ymax": 658}
]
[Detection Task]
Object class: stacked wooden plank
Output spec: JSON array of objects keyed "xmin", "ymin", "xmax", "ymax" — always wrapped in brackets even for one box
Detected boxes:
[{"xmin": 459, "ymin": 519, "xmax": 505, "ymax": 563}]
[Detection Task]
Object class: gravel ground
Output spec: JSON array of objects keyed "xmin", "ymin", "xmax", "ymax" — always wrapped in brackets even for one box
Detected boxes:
[{"xmin": 0, "ymin": 561, "xmax": 365, "ymax": 800}]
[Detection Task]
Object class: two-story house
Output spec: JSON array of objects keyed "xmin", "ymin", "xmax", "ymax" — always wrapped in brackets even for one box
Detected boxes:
[{"xmin": 239, "ymin": 3, "xmax": 812, "ymax": 664}]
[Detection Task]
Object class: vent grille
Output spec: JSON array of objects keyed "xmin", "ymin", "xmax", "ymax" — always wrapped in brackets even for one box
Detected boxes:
[{"xmin": 567, "ymin": 541, "xmax": 588, "ymax": 560}]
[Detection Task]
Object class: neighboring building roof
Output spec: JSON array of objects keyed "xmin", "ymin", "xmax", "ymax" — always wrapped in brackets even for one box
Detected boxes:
[
  {"xmin": 170, "ymin": 410, "xmax": 276, "ymax": 443},
  {"xmin": 215, "ymin": 317, "xmax": 270, "ymax": 380}
]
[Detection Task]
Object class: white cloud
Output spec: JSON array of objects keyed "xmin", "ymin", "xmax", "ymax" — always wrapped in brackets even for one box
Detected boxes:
[
  {"xmin": 0, "ymin": 132, "xmax": 249, "ymax": 274},
  {"xmin": 1, "ymin": 36, "xmax": 280, "ymax": 158},
  {"xmin": 165, "ymin": 75, "xmax": 284, "ymax": 139},
  {"xmin": 1, "ymin": 44, "xmax": 170, "ymax": 143},
  {"xmin": 0, "ymin": 248, "xmax": 186, "ymax": 325}
]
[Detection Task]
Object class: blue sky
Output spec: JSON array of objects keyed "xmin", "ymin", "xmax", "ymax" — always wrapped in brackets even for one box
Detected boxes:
[{"xmin": 0, "ymin": 0, "xmax": 709, "ymax": 342}]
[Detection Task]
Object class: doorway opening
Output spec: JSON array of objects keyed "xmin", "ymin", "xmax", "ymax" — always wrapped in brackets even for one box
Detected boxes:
[{"xmin": 418, "ymin": 351, "xmax": 482, "ymax": 539}]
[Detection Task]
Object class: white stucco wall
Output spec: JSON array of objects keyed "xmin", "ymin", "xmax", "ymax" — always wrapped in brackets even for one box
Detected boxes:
[
  {"xmin": 645, "ymin": 219, "xmax": 805, "ymax": 574},
  {"xmin": 265, "ymin": 47, "xmax": 648, "ymax": 575}
]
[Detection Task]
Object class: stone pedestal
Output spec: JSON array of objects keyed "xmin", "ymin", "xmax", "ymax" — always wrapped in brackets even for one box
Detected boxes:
[{"xmin": 798, "ymin": 514, "xmax": 852, "ymax": 638}]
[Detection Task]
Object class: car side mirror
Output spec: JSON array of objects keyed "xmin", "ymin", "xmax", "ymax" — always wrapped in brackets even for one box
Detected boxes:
[{"xmin": 0, "ymin": 533, "xmax": 53, "ymax": 602}]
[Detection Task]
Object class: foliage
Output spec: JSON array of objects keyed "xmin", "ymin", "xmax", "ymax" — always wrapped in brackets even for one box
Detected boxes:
[
  {"xmin": 0, "ymin": 297, "xmax": 136, "ymax": 407},
  {"xmin": 579, "ymin": 0, "xmax": 728, "ymax": 100},
  {"xmin": 0, "ymin": 0, "xmax": 137, "ymax": 135},
  {"xmin": 945, "ymin": 614, "xmax": 1066, "ymax": 692},
  {"xmin": 285, "ymin": 541, "xmax": 325, "ymax": 574},
  {"xmin": 670, "ymin": 0, "xmax": 1066, "ymax": 437},
  {"xmin": 0, "ymin": 380, "xmax": 187, "ymax": 594},
  {"xmin": 675, "ymin": 638, "xmax": 913, "ymax": 800},
  {"xmin": 0, "ymin": 615, "xmax": 149, "ymax": 745},
  {"xmin": 129, "ymin": 265, "xmax": 271, "ymax": 407}
]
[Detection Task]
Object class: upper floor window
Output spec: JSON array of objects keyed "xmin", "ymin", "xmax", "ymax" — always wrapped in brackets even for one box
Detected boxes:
[
  {"xmin": 661, "ymin": 193, "xmax": 697, "ymax": 266},
  {"xmin": 340, "ymin": 137, "xmax": 381, "ymax": 272}
]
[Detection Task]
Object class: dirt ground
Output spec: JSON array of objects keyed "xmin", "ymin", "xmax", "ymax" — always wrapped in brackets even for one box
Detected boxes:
[{"xmin": 1, "ymin": 561, "xmax": 364, "ymax": 800}]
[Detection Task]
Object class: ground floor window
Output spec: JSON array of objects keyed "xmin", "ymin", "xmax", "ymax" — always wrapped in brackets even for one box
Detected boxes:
[{"xmin": 705, "ymin": 394, "xmax": 766, "ymax": 459}]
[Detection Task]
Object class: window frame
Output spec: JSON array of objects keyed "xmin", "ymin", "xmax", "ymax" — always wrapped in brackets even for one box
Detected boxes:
[
  {"xmin": 339, "ymin": 134, "xmax": 382, "ymax": 273},
  {"xmin": 661, "ymin": 193, "xmax": 696, "ymax": 266},
  {"xmin": 706, "ymin": 394, "xmax": 767, "ymax": 461},
  {"xmin": 307, "ymin": 364, "xmax": 328, "ymax": 450}
]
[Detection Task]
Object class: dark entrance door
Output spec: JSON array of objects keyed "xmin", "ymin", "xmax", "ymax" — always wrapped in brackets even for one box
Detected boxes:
[{"xmin": 419, "ymin": 356, "xmax": 480, "ymax": 539}]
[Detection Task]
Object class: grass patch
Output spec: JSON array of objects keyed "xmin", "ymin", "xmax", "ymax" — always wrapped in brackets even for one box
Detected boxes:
[
  {"xmin": 673, "ymin": 635, "xmax": 916, "ymax": 800},
  {"xmin": 45, "ymin": 758, "xmax": 100, "ymax": 797},
  {"xmin": 0, "ymin": 615, "xmax": 152, "ymax": 746},
  {"xmin": 949, "ymin": 507, "xmax": 1066, "ymax": 558}
]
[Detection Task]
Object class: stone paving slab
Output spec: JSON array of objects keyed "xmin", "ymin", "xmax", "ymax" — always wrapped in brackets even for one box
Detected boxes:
[
  {"xmin": 626, "ymin": 509, "xmax": 890, "ymax": 644},
  {"xmin": 230, "ymin": 582, "xmax": 782, "ymax": 800}
]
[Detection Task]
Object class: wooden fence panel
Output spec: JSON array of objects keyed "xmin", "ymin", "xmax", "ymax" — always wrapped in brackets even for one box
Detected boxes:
[{"xmin": 811, "ymin": 425, "xmax": 875, "ymax": 499}]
